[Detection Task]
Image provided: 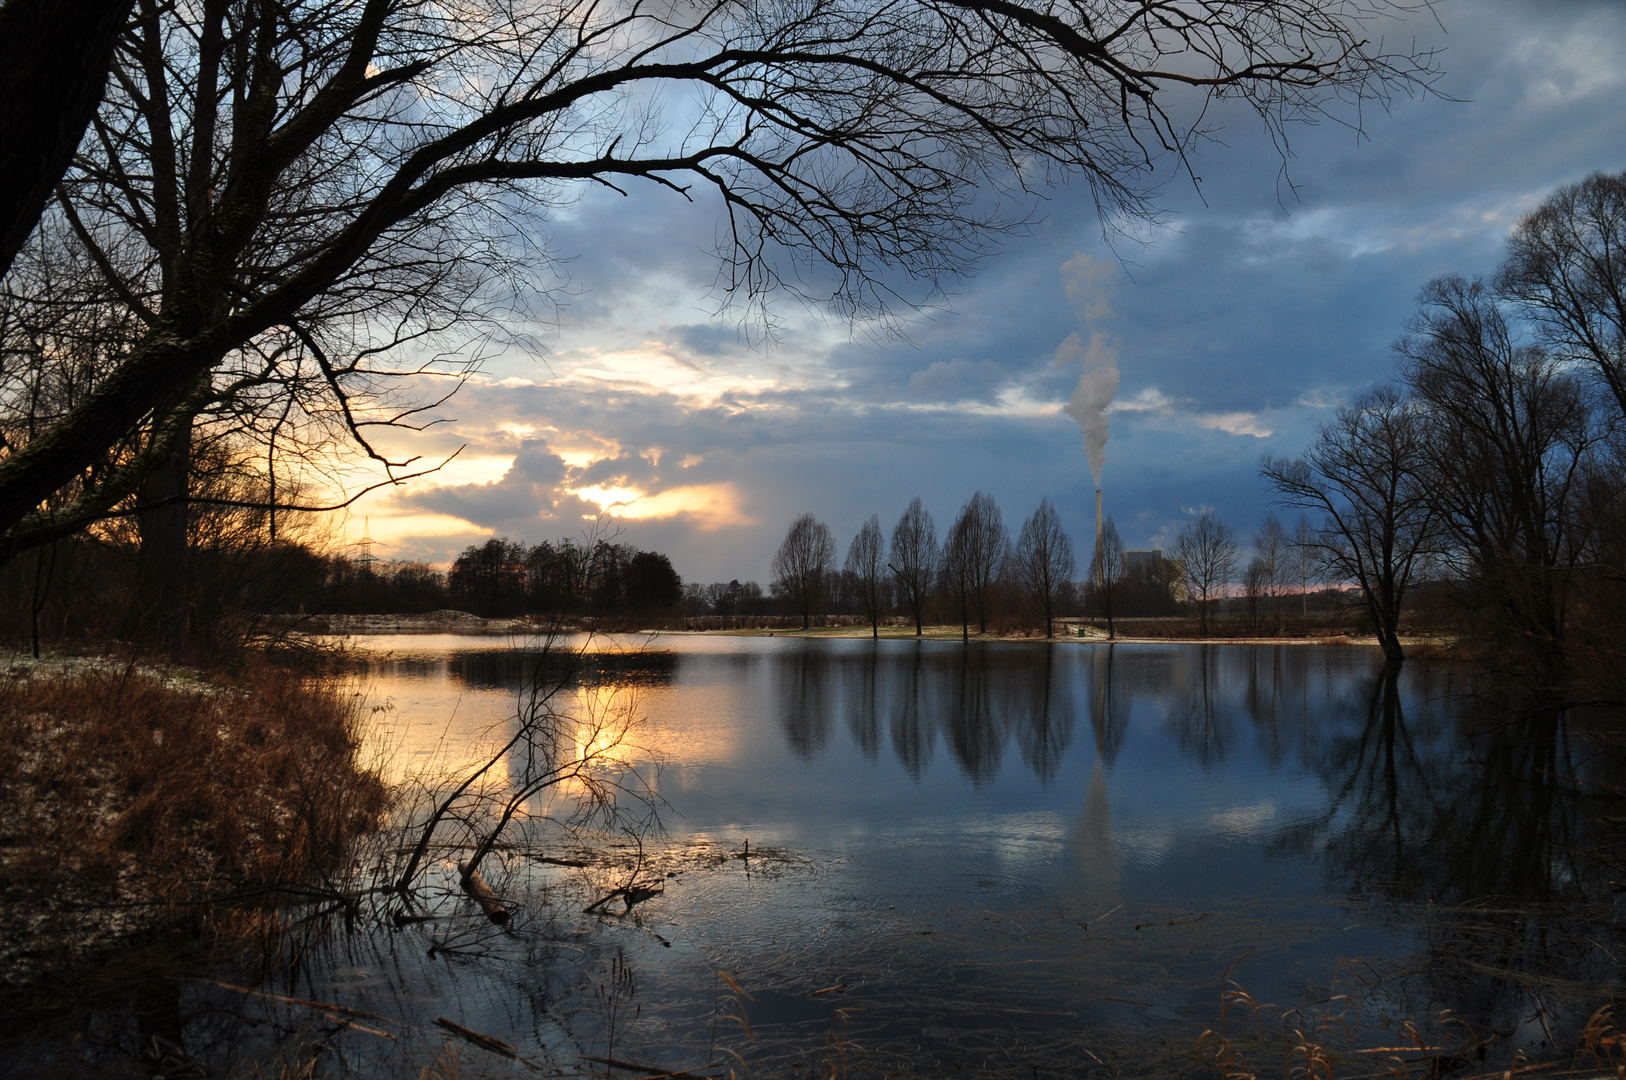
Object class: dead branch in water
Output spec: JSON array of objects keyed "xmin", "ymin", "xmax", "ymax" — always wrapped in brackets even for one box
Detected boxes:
[{"xmin": 458, "ymin": 864, "xmax": 509, "ymax": 925}]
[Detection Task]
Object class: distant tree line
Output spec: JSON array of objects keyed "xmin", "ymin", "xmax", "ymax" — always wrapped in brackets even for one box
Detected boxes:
[
  {"xmin": 747, "ymin": 488, "xmax": 1367, "ymax": 641},
  {"xmin": 0, "ymin": 520, "xmax": 687, "ymax": 652},
  {"xmin": 752, "ymin": 495, "xmax": 1093, "ymax": 639},
  {"xmin": 328, "ymin": 535, "xmax": 687, "ymax": 619}
]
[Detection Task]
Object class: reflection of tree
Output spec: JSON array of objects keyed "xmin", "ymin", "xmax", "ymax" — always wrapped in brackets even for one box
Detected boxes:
[
  {"xmin": 447, "ymin": 648, "xmax": 678, "ymax": 693},
  {"xmin": 945, "ymin": 645, "xmax": 1003, "ymax": 785},
  {"xmin": 889, "ymin": 645, "xmax": 934, "ymax": 779},
  {"xmin": 1287, "ymin": 662, "xmax": 1625, "ymax": 1034},
  {"xmin": 1298, "ymin": 664, "xmax": 1605, "ymax": 908},
  {"xmin": 779, "ymin": 647, "xmax": 834, "ymax": 761},
  {"xmin": 1013, "ymin": 644, "xmax": 1075, "ymax": 782},
  {"xmin": 1167, "ymin": 645, "xmax": 1231, "ymax": 768},
  {"xmin": 1283, "ymin": 661, "xmax": 1447, "ymax": 888},
  {"xmin": 845, "ymin": 645, "xmax": 881, "ymax": 761},
  {"xmin": 1089, "ymin": 645, "xmax": 1126, "ymax": 768},
  {"xmin": 1244, "ymin": 646, "xmax": 1291, "ymax": 767}
]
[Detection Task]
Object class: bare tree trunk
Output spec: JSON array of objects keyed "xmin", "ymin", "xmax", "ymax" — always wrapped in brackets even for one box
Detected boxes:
[
  {"xmin": 0, "ymin": 0, "xmax": 136, "ymax": 279},
  {"xmin": 1377, "ymin": 626, "xmax": 1405, "ymax": 663},
  {"xmin": 122, "ymin": 423, "xmax": 193, "ymax": 649}
]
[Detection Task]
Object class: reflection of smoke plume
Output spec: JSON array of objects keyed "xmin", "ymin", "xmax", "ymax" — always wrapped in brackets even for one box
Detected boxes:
[
  {"xmin": 1057, "ymin": 253, "xmax": 1121, "ymax": 486},
  {"xmin": 1067, "ymin": 760, "xmax": 1121, "ymax": 898}
]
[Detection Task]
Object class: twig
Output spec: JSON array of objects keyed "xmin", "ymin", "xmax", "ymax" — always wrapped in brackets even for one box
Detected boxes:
[
  {"xmin": 434, "ymin": 1018, "xmax": 520, "ymax": 1060},
  {"xmin": 577, "ymin": 1054, "xmax": 722, "ymax": 1079},
  {"xmin": 191, "ymin": 980, "xmax": 394, "ymax": 1027}
]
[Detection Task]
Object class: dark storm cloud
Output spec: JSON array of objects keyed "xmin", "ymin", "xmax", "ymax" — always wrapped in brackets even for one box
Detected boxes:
[{"xmin": 376, "ymin": 0, "xmax": 1626, "ymax": 579}]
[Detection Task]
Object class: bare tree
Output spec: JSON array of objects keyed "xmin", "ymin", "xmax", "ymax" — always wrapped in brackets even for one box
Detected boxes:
[
  {"xmin": 1173, "ymin": 510, "xmax": 1237, "ymax": 636},
  {"xmin": 1499, "ymin": 170, "xmax": 1626, "ymax": 421},
  {"xmin": 1291, "ymin": 514, "xmax": 1320, "ymax": 622},
  {"xmin": 940, "ymin": 518, "xmax": 975, "ymax": 642},
  {"xmin": 772, "ymin": 513, "xmax": 835, "ymax": 630},
  {"xmin": 1086, "ymin": 516, "xmax": 1124, "ymax": 638},
  {"xmin": 1261, "ymin": 385, "xmax": 1435, "ymax": 662},
  {"xmin": 944, "ymin": 492, "xmax": 1008, "ymax": 637},
  {"xmin": 1015, "ymin": 497, "xmax": 1075, "ymax": 637},
  {"xmin": 1398, "ymin": 276, "xmax": 1606, "ymax": 664},
  {"xmin": 845, "ymin": 514, "xmax": 886, "ymax": 639},
  {"xmin": 0, "ymin": 0, "xmax": 1441, "ymax": 562},
  {"xmin": 1241, "ymin": 556, "xmax": 1270, "ymax": 632},
  {"xmin": 1253, "ymin": 514, "xmax": 1288, "ymax": 632},
  {"xmin": 888, "ymin": 497, "xmax": 939, "ymax": 637}
]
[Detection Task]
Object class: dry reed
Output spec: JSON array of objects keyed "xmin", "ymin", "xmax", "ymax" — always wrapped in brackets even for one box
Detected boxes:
[{"xmin": 0, "ymin": 659, "xmax": 388, "ymax": 985}]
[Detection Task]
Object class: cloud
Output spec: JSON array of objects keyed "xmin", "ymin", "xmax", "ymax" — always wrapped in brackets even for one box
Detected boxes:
[
  {"xmin": 580, "ymin": 482, "xmax": 753, "ymax": 530},
  {"xmin": 1194, "ymin": 412, "xmax": 1273, "ymax": 439},
  {"xmin": 1108, "ymin": 387, "xmax": 1273, "ymax": 438},
  {"xmin": 332, "ymin": 0, "xmax": 1626, "ymax": 579},
  {"xmin": 904, "ymin": 357, "xmax": 1011, "ymax": 401}
]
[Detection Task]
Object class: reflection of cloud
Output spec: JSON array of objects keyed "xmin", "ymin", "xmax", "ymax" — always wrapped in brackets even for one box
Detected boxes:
[{"xmin": 1206, "ymin": 801, "xmax": 1278, "ymax": 839}]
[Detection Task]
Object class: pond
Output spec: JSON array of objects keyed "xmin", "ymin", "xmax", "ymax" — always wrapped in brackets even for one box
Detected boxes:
[{"xmin": 11, "ymin": 635, "xmax": 1626, "ymax": 1080}]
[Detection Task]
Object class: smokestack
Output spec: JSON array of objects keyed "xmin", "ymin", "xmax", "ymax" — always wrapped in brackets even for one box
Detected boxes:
[{"xmin": 1095, "ymin": 487, "xmax": 1102, "ymax": 543}]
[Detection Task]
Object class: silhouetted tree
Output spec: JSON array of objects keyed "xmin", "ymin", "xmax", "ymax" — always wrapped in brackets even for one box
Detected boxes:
[
  {"xmin": 772, "ymin": 513, "xmax": 835, "ymax": 629},
  {"xmin": 625, "ymin": 551, "xmax": 683, "ymax": 614},
  {"xmin": 1253, "ymin": 514, "xmax": 1288, "ymax": 631},
  {"xmin": 945, "ymin": 492, "xmax": 1008, "ymax": 636},
  {"xmin": 1499, "ymin": 169, "xmax": 1626, "ymax": 422},
  {"xmin": 0, "ymin": 0, "xmax": 135, "ymax": 279},
  {"xmin": 1399, "ymin": 277, "xmax": 1607, "ymax": 669},
  {"xmin": 1262, "ymin": 386, "xmax": 1435, "ymax": 661},
  {"xmin": 1086, "ymin": 517, "xmax": 1124, "ymax": 638},
  {"xmin": 1015, "ymin": 497, "xmax": 1075, "ymax": 637},
  {"xmin": 450, "ymin": 538, "xmax": 528, "ymax": 617},
  {"xmin": 845, "ymin": 514, "xmax": 886, "ymax": 639},
  {"xmin": 1174, "ymin": 511, "xmax": 1238, "ymax": 635},
  {"xmin": 888, "ymin": 497, "xmax": 939, "ymax": 636},
  {"xmin": 1291, "ymin": 514, "xmax": 1320, "ymax": 622}
]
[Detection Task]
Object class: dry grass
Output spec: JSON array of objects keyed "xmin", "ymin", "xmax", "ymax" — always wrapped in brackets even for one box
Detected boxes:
[
  {"xmin": 0, "ymin": 660, "xmax": 388, "ymax": 986},
  {"xmin": 1193, "ymin": 983, "xmax": 1626, "ymax": 1080}
]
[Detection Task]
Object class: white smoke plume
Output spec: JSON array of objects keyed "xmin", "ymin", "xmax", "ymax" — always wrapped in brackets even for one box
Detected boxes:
[{"xmin": 1057, "ymin": 253, "xmax": 1120, "ymax": 486}]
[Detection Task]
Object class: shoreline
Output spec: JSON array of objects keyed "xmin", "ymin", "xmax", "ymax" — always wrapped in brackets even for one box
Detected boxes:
[{"xmin": 302, "ymin": 612, "xmax": 1448, "ymax": 651}]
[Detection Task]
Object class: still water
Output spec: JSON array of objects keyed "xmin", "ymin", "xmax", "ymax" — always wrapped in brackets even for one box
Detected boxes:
[
  {"xmin": 304, "ymin": 633, "xmax": 1622, "ymax": 1079},
  {"xmin": 15, "ymin": 635, "xmax": 1626, "ymax": 1079}
]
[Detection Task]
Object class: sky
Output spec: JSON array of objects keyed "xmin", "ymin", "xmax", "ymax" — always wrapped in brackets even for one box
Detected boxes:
[{"xmin": 341, "ymin": 0, "xmax": 1626, "ymax": 585}]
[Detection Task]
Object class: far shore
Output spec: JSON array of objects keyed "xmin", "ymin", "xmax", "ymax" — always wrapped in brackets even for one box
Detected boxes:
[
  {"xmin": 671, "ymin": 624, "xmax": 1444, "ymax": 649},
  {"xmin": 305, "ymin": 611, "xmax": 1447, "ymax": 651}
]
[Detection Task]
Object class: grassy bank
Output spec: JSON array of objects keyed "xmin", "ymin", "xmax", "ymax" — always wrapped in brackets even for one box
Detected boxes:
[{"xmin": 0, "ymin": 659, "xmax": 388, "ymax": 987}]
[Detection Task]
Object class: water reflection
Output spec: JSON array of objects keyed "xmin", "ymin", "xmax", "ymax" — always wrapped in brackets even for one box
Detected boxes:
[
  {"xmin": 15, "ymin": 637, "xmax": 1624, "ymax": 1080},
  {"xmin": 1088, "ymin": 645, "xmax": 1126, "ymax": 767},
  {"xmin": 1272, "ymin": 661, "xmax": 1626, "ymax": 1037},
  {"xmin": 1285, "ymin": 662, "xmax": 1617, "ymax": 909},
  {"xmin": 770, "ymin": 641, "xmax": 1079, "ymax": 785}
]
